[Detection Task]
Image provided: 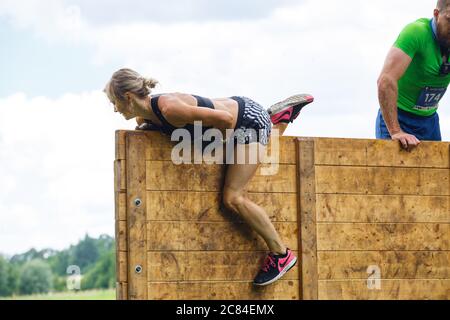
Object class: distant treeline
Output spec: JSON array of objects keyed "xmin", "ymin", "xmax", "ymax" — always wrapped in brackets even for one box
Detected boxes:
[{"xmin": 0, "ymin": 234, "xmax": 115, "ymax": 297}]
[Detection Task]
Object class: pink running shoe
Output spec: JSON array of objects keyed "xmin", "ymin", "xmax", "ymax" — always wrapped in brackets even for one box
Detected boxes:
[
  {"xmin": 268, "ymin": 94, "xmax": 314, "ymax": 125},
  {"xmin": 253, "ymin": 248, "xmax": 297, "ymax": 286}
]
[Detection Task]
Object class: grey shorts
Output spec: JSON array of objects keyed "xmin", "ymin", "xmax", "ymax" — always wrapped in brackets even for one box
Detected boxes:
[{"xmin": 230, "ymin": 96, "xmax": 272, "ymax": 146}]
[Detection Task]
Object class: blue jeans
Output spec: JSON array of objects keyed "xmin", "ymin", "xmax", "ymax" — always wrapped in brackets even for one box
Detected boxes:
[{"xmin": 375, "ymin": 108, "xmax": 442, "ymax": 141}]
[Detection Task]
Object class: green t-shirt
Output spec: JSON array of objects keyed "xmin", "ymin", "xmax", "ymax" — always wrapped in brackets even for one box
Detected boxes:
[{"xmin": 394, "ymin": 18, "xmax": 450, "ymax": 116}]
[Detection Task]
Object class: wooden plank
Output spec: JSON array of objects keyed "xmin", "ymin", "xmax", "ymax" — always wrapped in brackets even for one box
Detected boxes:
[
  {"xmin": 148, "ymin": 280, "xmax": 299, "ymax": 300},
  {"xmin": 126, "ymin": 132, "xmax": 148, "ymax": 300},
  {"xmin": 419, "ymin": 168, "xmax": 450, "ymax": 195},
  {"xmin": 115, "ymin": 192, "xmax": 127, "ymax": 221},
  {"xmin": 143, "ymin": 131, "xmax": 297, "ymax": 164},
  {"xmin": 314, "ymin": 138, "xmax": 450, "ymax": 168},
  {"xmin": 147, "ymin": 222, "xmax": 298, "ymax": 251},
  {"xmin": 148, "ymin": 251, "xmax": 300, "ymax": 281},
  {"xmin": 114, "ymin": 160, "xmax": 121, "ymax": 193},
  {"xmin": 146, "ymin": 161, "xmax": 297, "ymax": 193},
  {"xmin": 120, "ymin": 161, "xmax": 127, "ymax": 192},
  {"xmin": 117, "ymin": 251, "xmax": 128, "ymax": 282},
  {"xmin": 116, "ymin": 220, "xmax": 127, "ymax": 252},
  {"xmin": 366, "ymin": 140, "xmax": 450, "ymax": 168},
  {"xmin": 249, "ymin": 164, "xmax": 297, "ymax": 193},
  {"xmin": 114, "ymin": 191, "xmax": 119, "ymax": 221},
  {"xmin": 298, "ymin": 139, "xmax": 318, "ymax": 300},
  {"xmin": 317, "ymin": 223, "xmax": 450, "ymax": 251},
  {"xmin": 116, "ymin": 282, "xmax": 128, "ymax": 300},
  {"xmin": 315, "ymin": 166, "xmax": 449, "ymax": 196},
  {"xmin": 115, "ymin": 130, "xmax": 127, "ymax": 160},
  {"xmin": 146, "ymin": 191, "xmax": 298, "ymax": 222},
  {"xmin": 314, "ymin": 138, "xmax": 368, "ymax": 166},
  {"xmin": 143, "ymin": 131, "xmax": 175, "ymax": 161},
  {"xmin": 114, "ymin": 160, "xmax": 126, "ymax": 192},
  {"xmin": 318, "ymin": 251, "xmax": 450, "ymax": 280},
  {"xmin": 316, "ymin": 166, "xmax": 369, "ymax": 194},
  {"xmin": 317, "ymin": 194, "xmax": 450, "ymax": 223},
  {"xmin": 318, "ymin": 279, "xmax": 450, "ymax": 300},
  {"xmin": 266, "ymin": 135, "xmax": 297, "ymax": 164},
  {"xmin": 146, "ymin": 162, "xmax": 224, "ymax": 192}
]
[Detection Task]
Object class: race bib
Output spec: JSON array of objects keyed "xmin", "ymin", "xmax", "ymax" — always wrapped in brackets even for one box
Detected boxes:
[{"xmin": 415, "ymin": 87, "xmax": 447, "ymax": 110}]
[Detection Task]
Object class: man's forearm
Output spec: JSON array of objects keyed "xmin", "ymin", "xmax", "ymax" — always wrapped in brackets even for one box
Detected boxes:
[{"xmin": 378, "ymin": 76, "xmax": 402, "ymax": 135}]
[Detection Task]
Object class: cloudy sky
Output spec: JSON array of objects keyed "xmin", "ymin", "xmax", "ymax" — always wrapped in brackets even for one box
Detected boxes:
[{"xmin": 0, "ymin": 0, "xmax": 447, "ymax": 255}]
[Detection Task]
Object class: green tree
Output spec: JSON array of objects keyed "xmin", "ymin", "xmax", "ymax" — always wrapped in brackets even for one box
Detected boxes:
[
  {"xmin": 47, "ymin": 250, "xmax": 70, "ymax": 277},
  {"xmin": 7, "ymin": 262, "xmax": 19, "ymax": 296},
  {"xmin": 0, "ymin": 256, "xmax": 11, "ymax": 296},
  {"xmin": 81, "ymin": 250, "xmax": 115, "ymax": 290},
  {"xmin": 0, "ymin": 256, "xmax": 19, "ymax": 296},
  {"xmin": 1, "ymin": 234, "xmax": 116, "ymax": 296},
  {"xmin": 52, "ymin": 276, "xmax": 67, "ymax": 292},
  {"xmin": 10, "ymin": 248, "xmax": 40, "ymax": 264},
  {"xmin": 70, "ymin": 235, "xmax": 99, "ymax": 272},
  {"xmin": 18, "ymin": 260, "xmax": 53, "ymax": 295},
  {"xmin": 96, "ymin": 234, "xmax": 115, "ymax": 257}
]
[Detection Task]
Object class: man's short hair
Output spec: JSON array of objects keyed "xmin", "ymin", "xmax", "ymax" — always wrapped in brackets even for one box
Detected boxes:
[{"xmin": 437, "ymin": 0, "xmax": 450, "ymax": 11}]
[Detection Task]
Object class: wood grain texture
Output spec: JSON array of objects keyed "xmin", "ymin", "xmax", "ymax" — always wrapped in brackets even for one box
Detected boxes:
[
  {"xmin": 146, "ymin": 191, "xmax": 298, "ymax": 222},
  {"xmin": 147, "ymin": 222, "xmax": 298, "ymax": 251},
  {"xmin": 318, "ymin": 251, "xmax": 450, "ymax": 280},
  {"xmin": 116, "ymin": 282, "xmax": 128, "ymax": 300},
  {"xmin": 126, "ymin": 133, "xmax": 148, "ymax": 300},
  {"xmin": 366, "ymin": 140, "xmax": 450, "ymax": 168},
  {"xmin": 314, "ymin": 138, "xmax": 368, "ymax": 166},
  {"xmin": 115, "ymin": 132, "xmax": 450, "ymax": 300},
  {"xmin": 315, "ymin": 166, "xmax": 449, "ymax": 196},
  {"xmin": 317, "ymin": 223, "xmax": 450, "ymax": 251},
  {"xmin": 314, "ymin": 138, "xmax": 449, "ymax": 168},
  {"xmin": 117, "ymin": 251, "xmax": 128, "ymax": 283},
  {"xmin": 146, "ymin": 161, "xmax": 297, "ymax": 193},
  {"xmin": 115, "ymin": 130, "xmax": 127, "ymax": 160},
  {"xmin": 142, "ymin": 130, "xmax": 297, "ymax": 164},
  {"xmin": 115, "ymin": 130, "xmax": 128, "ymax": 301},
  {"xmin": 316, "ymin": 194, "xmax": 450, "ymax": 223},
  {"xmin": 318, "ymin": 279, "xmax": 450, "ymax": 300},
  {"xmin": 116, "ymin": 220, "xmax": 127, "ymax": 252},
  {"xmin": 298, "ymin": 138, "xmax": 318, "ymax": 300},
  {"xmin": 148, "ymin": 251, "xmax": 300, "ymax": 281},
  {"xmin": 146, "ymin": 162, "xmax": 224, "ymax": 192},
  {"xmin": 115, "ymin": 192, "xmax": 127, "ymax": 221},
  {"xmin": 114, "ymin": 160, "xmax": 126, "ymax": 192},
  {"xmin": 148, "ymin": 280, "xmax": 299, "ymax": 300}
]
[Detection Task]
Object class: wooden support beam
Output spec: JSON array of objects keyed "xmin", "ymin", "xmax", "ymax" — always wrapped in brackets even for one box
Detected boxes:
[
  {"xmin": 297, "ymin": 138, "xmax": 318, "ymax": 300},
  {"xmin": 126, "ymin": 132, "xmax": 148, "ymax": 300}
]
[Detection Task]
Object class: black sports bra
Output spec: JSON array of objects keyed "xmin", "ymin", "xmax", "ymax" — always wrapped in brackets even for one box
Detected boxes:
[{"xmin": 150, "ymin": 94, "xmax": 215, "ymax": 136}]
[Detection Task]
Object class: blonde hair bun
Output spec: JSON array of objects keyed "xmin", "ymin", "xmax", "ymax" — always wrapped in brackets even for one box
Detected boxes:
[
  {"xmin": 143, "ymin": 78, "xmax": 159, "ymax": 89},
  {"xmin": 106, "ymin": 68, "xmax": 159, "ymax": 101}
]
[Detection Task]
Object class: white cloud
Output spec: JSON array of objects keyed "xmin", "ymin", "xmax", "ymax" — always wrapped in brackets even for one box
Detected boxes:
[
  {"xmin": 1, "ymin": 1, "xmax": 440, "ymax": 113},
  {"xmin": 62, "ymin": 0, "xmax": 300, "ymax": 24},
  {"xmin": 0, "ymin": 91, "xmax": 134, "ymax": 254},
  {"xmin": 0, "ymin": 0, "xmax": 86, "ymax": 44},
  {"xmin": 1, "ymin": 0, "xmax": 449, "ymax": 254}
]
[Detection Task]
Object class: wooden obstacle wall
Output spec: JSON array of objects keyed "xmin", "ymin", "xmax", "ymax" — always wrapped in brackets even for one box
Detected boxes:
[{"xmin": 114, "ymin": 130, "xmax": 450, "ymax": 300}]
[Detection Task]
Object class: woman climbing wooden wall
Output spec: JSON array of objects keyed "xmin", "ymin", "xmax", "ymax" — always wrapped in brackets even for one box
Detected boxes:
[{"xmin": 115, "ymin": 130, "xmax": 450, "ymax": 300}]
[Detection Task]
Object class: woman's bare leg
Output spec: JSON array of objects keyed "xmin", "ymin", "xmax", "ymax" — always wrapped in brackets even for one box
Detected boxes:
[
  {"xmin": 222, "ymin": 144, "xmax": 286, "ymax": 255},
  {"xmin": 273, "ymin": 123, "xmax": 288, "ymax": 136}
]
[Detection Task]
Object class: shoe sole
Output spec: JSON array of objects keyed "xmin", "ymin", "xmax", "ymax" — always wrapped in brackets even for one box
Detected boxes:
[
  {"xmin": 253, "ymin": 257, "xmax": 298, "ymax": 287},
  {"xmin": 268, "ymin": 94, "xmax": 314, "ymax": 116}
]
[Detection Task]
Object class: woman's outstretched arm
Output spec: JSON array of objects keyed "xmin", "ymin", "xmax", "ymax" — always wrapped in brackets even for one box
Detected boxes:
[{"xmin": 159, "ymin": 96, "xmax": 234, "ymax": 129}]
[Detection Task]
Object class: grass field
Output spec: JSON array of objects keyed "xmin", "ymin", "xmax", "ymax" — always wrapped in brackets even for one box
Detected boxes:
[{"xmin": 2, "ymin": 289, "xmax": 116, "ymax": 300}]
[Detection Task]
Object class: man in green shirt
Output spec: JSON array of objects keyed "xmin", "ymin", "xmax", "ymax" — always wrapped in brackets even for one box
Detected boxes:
[{"xmin": 376, "ymin": 0, "xmax": 450, "ymax": 150}]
